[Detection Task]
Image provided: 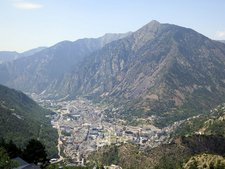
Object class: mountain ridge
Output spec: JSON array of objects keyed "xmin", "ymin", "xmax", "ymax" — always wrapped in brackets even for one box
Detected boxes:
[
  {"xmin": 0, "ymin": 32, "xmax": 131, "ymax": 97},
  {"xmin": 0, "ymin": 47, "xmax": 46, "ymax": 64},
  {"xmin": 1, "ymin": 21, "xmax": 225, "ymax": 125},
  {"xmin": 54, "ymin": 21, "xmax": 225, "ymax": 124}
]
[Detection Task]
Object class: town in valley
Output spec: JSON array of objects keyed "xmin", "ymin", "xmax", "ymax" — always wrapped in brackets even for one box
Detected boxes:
[{"xmin": 31, "ymin": 93, "xmax": 184, "ymax": 166}]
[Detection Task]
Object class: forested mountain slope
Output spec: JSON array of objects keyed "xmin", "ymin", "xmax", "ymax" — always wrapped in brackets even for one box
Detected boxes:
[{"xmin": 0, "ymin": 84, "xmax": 57, "ymax": 157}]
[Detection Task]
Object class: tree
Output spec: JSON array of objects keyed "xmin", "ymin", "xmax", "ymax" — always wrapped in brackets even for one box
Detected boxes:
[
  {"xmin": 23, "ymin": 139, "xmax": 47, "ymax": 164},
  {"xmin": 0, "ymin": 138, "xmax": 22, "ymax": 158},
  {"xmin": 5, "ymin": 140, "xmax": 22, "ymax": 158},
  {"xmin": 0, "ymin": 147, "xmax": 18, "ymax": 169}
]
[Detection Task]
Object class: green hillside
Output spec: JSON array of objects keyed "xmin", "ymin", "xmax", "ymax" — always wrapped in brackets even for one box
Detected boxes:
[
  {"xmin": 88, "ymin": 135, "xmax": 225, "ymax": 169},
  {"xmin": 174, "ymin": 103, "xmax": 225, "ymax": 137},
  {"xmin": 0, "ymin": 84, "xmax": 58, "ymax": 157}
]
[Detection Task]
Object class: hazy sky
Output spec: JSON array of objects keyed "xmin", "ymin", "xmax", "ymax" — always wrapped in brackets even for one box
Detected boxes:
[{"xmin": 1, "ymin": 0, "xmax": 225, "ymax": 52}]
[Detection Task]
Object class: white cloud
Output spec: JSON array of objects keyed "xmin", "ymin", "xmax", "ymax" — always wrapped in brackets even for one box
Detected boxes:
[
  {"xmin": 215, "ymin": 31, "xmax": 225, "ymax": 40},
  {"xmin": 13, "ymin": 1, "xmax": 43, "ymax": 10}
]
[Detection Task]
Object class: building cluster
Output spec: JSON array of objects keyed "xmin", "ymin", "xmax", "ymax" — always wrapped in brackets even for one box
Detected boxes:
[{"xmin": 39, "ymin": 98, "xmax": 183, "ymax": 167}]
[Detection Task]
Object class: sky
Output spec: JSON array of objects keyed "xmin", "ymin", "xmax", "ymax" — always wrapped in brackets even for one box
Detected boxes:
[{"xmin": 0, "ymin": 0, "xmax": 225, "ymax": 52}]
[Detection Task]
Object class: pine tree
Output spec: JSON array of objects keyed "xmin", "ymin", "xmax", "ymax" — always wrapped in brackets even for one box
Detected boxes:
[{"xmin": 23, "ymin": 139, "xmax": 47, "ymax": 164}]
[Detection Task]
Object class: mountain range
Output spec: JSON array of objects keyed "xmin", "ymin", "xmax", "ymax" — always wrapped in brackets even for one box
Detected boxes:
[
  {"xmin": 0, "ymin": 32, "xmax": 131, "ymax": 98},
  {"xmin": 0, "ymin": 47, "xmax": 46, "ymax": 64},
  {"xmin": 1, "ymin": 20, "xmax": 225, "ymax": 168},
  {"xmin": 1, "ymin": 20, "xmax": 225, "ymax": 126},
  {"xmin": 0, "ymin": 51, "xmax": 19, "ymax": 64}
]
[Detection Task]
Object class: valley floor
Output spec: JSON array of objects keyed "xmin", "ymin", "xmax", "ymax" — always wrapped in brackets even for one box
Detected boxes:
[{"xmin": 31, "ymin": 95, "xmax": 188, "ymax": 167}]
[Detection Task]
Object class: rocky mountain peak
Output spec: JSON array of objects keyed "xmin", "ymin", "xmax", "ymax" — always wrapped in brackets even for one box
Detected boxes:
[
  {"xmin": 145, "ymin": 20, "xmax": 161, "ymax": 27},
  {"xmin": 131, "ymin": 20, "xmax": 161, "ymax": 50},
  {"xmin": 98, "ymin": 32, "xmax": 132, "ymax": 47}
]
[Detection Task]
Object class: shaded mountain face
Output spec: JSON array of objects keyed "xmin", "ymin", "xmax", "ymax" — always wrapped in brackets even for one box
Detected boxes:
[
  {"xmin": 20, "ymin": 47, "xmax": 47, "ymax": 57},
  {"xmin": 1, "ymin": 21, "xmax": 225, "ymax": 124},
  {"xmin": 0, "ymin": 84, "xmax": 57, "ymax": 156},
  {"xmin": 0, "ymin": 33, "xmax": 131, "ymax": 98},
  {"xmin": 0, "ymin": 47, "xmax": 46, "ymax": 64},
  {"xmin": 219, "ymin": 40, "xmax": 225, "ymax": 43},
  {"xmin": 0, "ymin": 51, "xmax": 19, "ymax": 64}
]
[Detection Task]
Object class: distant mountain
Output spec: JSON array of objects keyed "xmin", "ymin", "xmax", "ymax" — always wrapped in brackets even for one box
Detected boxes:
[
  {"xmin": 0, "ymin": 84, "xmax": 57, "ymax": 157},
  {"xmin": 20, "ymin": 47, "xmax": 47, "ymax": 57},
  {"xmin": 219, "ymin": 40, "xmax": 225, "ymax": 43},
  {"xmin": 0, "ymin": 51, "xmax": 19, "ymax": 64},
  {"xmin": 1, "ymin": 21, "xmax": 225, "ymax": 126},
  {"xmin": 0, "ymin": 33, "xmax": 131, "ymax": 98},
  {"xmin": 0, "ymin": 47, "xmax": 46, "ymax": 64}
]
